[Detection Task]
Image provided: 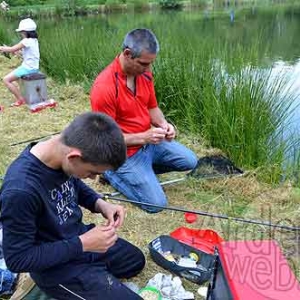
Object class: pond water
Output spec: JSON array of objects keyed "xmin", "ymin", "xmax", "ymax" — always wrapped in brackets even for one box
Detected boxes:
[{"xmin": 192, "ymin": 6, "xmax": 300, "ymax": 135}]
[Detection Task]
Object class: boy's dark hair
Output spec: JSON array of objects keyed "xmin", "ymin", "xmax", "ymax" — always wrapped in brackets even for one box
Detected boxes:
[
  {"xmin": 24, "ymin": 31, "xmax": 38, "ymax": 39},
  {"xmin": 122, "ymin": 28, "xmax": 159, "ymax": 59},
  {"xmin": 61, "ymin": 112, "xmax": 126, "ymax": 170}
]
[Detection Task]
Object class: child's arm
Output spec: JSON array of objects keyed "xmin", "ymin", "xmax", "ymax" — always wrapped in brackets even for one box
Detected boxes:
[{"xmin": 0, "ymin": 42, "xmax": 24, "ymax": 53}]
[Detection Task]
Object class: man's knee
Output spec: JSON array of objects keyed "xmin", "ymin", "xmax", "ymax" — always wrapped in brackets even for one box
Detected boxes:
[
  {"xmin": 142, "ymin": 205, "xmax": 164, "ymax": 213},
  {"xmin": 141, "ymin": 195, "xmax": 168, "ymax": 213},
  {"xmin": 186, "ymin": 151, "xmax": 198, "ymax": 170},
  {"xmin": 159, "ymin": 141, "xmax": 198, "ymax": 171},
  {"xmin": 134, "ymin": 183, "xmax": 168, "ymax": 213}
]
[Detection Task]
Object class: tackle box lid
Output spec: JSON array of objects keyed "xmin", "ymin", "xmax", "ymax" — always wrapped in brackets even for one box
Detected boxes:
[
  {"xmin": 170, "ymin": 227, "xmax": 223, "ymax": 255},
  {"xmin": 217, "ymin": 240, "xmax": 300, "ymax": 299}
]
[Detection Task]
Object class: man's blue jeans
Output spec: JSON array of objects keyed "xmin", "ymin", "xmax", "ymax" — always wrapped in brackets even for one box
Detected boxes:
[{"xmin": 104, "ymin": 140, "xmax": 198, "ymax": 213}]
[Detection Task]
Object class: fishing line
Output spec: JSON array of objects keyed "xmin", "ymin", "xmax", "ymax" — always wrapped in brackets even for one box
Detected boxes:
[
  {"xmin": 59, "ymin": 284, "xmax": 87, "ymax": 300},
  {"xmin": 107, "ymin": 173, "xmax": 245, "ymax": 197}
]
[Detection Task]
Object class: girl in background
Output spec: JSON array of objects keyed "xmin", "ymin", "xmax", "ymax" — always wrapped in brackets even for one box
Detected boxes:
[{"xmin": 0, "ymin": 18, "xmax": 40, "ymax": 109}]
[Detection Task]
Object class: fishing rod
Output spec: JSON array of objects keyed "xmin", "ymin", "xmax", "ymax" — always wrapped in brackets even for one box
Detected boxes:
[
  {"xmin": 10, "ymin": 131, "xmax": 61, "ymax": 146},
  {"xmin": 3, "ymin": 132, "xmax": 60, "ymax": 180},
  {"xmin": 103, "ymin": 194, "xmax": 300, "ymax": 232},
  {"xmin": 2, "ymin": 132, "xmax": 61, "ymax": 179}
]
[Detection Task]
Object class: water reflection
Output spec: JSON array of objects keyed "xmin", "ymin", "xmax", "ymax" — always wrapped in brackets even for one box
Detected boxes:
[{"xmin": 271, "ymin": 60, "xmax": 300, "ymax": 136}]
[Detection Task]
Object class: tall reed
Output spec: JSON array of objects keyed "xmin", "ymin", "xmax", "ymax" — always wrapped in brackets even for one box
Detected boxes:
[{"xmin": 0, "ymin": 20, "xmax": 12, "ymax": 45}]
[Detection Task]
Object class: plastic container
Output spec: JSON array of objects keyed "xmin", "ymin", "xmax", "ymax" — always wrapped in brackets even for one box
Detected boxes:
[{"xmin": 138, "ymin": 286, "xmax": 162, "ymax": 300}]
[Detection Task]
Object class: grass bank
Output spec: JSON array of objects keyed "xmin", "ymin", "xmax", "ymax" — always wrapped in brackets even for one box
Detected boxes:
[{"xmin": 1, "ymin": 0, "xmax": 297, "ymax": 19}]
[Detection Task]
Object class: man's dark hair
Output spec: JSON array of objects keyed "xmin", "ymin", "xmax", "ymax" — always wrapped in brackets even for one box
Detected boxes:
[
  {"xmin": 24, "ymin": 31, "xmax": 38, "ymax": 39},
  {"xmin": 122, "ymin": 28, "xmax": 159, "ymax": 58},
  {"xmin": 61, "ymin": 112, "xmax": 126, "ymax": 170}
]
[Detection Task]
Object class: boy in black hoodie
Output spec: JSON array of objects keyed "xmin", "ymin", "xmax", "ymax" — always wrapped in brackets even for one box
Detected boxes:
[{"xmin": 0, "ymin": 112, "xmax": 145, "ymax": 299}]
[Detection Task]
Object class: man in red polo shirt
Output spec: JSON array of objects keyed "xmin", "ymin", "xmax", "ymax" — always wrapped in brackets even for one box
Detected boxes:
[{"xmin": 90, "ymin": 28, "xmax": 197, "ymax": 213}]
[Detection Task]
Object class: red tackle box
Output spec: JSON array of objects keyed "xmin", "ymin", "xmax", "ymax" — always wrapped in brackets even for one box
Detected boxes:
[{"xmin": 206, "ymin": 240, "xmax": 300, "ymax": 300}]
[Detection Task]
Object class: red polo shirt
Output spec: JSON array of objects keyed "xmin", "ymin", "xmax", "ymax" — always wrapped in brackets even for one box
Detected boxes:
[{"xmin": 90, "ymin": 57, "xmax": 158, "ymax": 157}]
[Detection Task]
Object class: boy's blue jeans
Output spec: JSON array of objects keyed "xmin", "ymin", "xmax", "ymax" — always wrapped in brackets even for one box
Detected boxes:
[
  {"xmin": 38, "ymin": 238, "xmax": 145, "ymax": 300},
  {"xmin": 104, "ymin": 141, "xmax": 198, "ymax": 213}
]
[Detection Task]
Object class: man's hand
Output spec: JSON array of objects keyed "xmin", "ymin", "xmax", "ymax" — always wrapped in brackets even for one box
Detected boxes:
[
  {"xmin": 79, "ymin": 224, "xmax": 118, "ymax": 253},
  {"xmin": 146, "ymin": 127, "xmax": 167, "ymax": 144},
  {"xmin": 149, "ymin": 107, "xmax": 176, "ymax": 141},
  {"xmin": 163, "ymin": 123, "xmax": 176, "ymax": 141},
  {"xmin": 123, "ymin": 122, "xmax": 176, "ymax": 146},
  {"xmin": 95, "ymin": 199, "xmax": 125, "ymax": 229}
]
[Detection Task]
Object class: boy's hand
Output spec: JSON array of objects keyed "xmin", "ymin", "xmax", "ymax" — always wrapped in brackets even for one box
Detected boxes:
[
  {"xmin": 94, "ymin": 199, "xmax": 125, "ymax": 229},
  {"xmin": 79, "ymin": 224, "xmax": 118, "ymax": 253}
]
